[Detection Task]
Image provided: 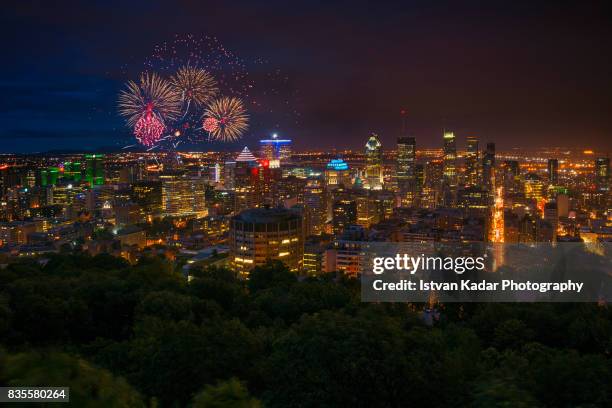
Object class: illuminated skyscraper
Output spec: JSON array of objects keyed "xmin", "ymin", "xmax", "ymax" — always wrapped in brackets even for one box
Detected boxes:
[
  {"xmin": 422, "ymin": 159, "xmax": 443, "ymax": 209},
  {"xmin": 324, "ymin": 159, "xmax": 351, "ymax": 188},
  {"xmin": 364, "ymin": 133, "xmax": 383, "ymax": 190},
  {"xmin": 465, "ymin": 136, "xmax": 479, "ymax": 186},
  {"xmin": 40, "ymin": 167, "xmax": 60, "ymax": 186},
  {"xmin": 442, "ymin": 131, "xmax": 457, "ymax": 187},
  {"xmin": 131, "ymin": 181, "xmax": 162, "ymax": 218},
  {"xmin": 259, "ymin": 133, "xmax": 292, "ymax": 164},
  {"xmin": 595, "ymin": 157, "xmax": 610, "ymax": 193},
  {"xmin": 524, "ymin": 173, "xmax": 544, "ymax": 201},
  {"xmin": 85, "ymin": 154, "xmax": 105, "ymax": 187},
  {"xmin": 482, "ymin": 142, "xmax": 495, "ymax": 189},
  {"xmin": 303, "ymin": 177, "xmax": 327, "ymax": 235},
  {"xmin": 396, "ymin": 136, "xmax": 416, "ymax": 189},
  {"xmin": 547, "ymin": 159, "xmax": 559, "ymax": 185},
  {"xmin": 233, "ymin": 147, "xmax": 261, "ymax": 211},
  {"xmin": 501, "ymin": 160, "xmax": 520, "ymax": 195},
  {"xmin": 63, "ymin": 161, "xmax": 82, "ymax": 183},
  {"xmin": 230, "ymin": 208, "xmax": 304, "ymax": 276},
  {"xmin": 332, "ymin": 199, "xmax": 357, "ymax": 235},
  {"xmin": 356, "ymin": 193, "xmax": 377, "ymax": 228},
  {"xmin": 159, "ymin": 173, "xmax": 207, "ymax": 217}
]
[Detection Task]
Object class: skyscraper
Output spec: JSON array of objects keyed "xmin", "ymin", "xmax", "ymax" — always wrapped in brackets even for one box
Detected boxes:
[
  {"xmin": 131, "ymin": 181, "xmax": 162, "ymax": 218},
  {"xmin": 232, "ymin": 147, "xmax": 261, "ymax": 212},
  {"xmin": 501, "ymin": 160, "xmax": 520, "ymax": 195},
  {"xmin": 303, "ymin": 176, "xmax": 327, "ymax": 236},
  {"xmin": 465, "ymin": 136, "xmax": 479, "ymax": 186},
  {"xmin": 364, "ymin": 133, "xmax": 383, "ymax": 190},
  {"xmin": 324, "ymin": 159, "xmax": 351, "ymax": 188},
  {"xmin": 85, "ymin": 154, "xmax": 105, "ymax": 187},
  {"xmin": 595, "ymin": 157, "xmax": 610, "ymax": 193},
  {"xmin": 482, "ymin": 142, "xmax": 495, "ymax": 190},
  {"xmin": 159, "ymin": 173, "xmax": 207, "ymax": 217},
  {"xmin": 442, "ymin": 131, "xmax": 457, "ymax": 187},
  {"xmin": 259, "ymin": 133, "xmax": 292, "ymax": 164},
  {"xmin": 229, "ymin": 208, "xmax": 304, "ymax": 276},
  {"xmin": 547, "ymin": 159, "xmax": 559, "ymax": 185},
  {"xmin": 396, "ymin": 136, "xmax": 416, "ymax": 189},
  {"xmin": 332, "ymin": 199, "xmax": 357, "ymax": 235}
]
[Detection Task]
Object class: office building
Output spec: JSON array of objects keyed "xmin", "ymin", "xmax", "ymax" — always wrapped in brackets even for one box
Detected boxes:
[
  {"xmin": 465, "ymin": 136, "xmax": 479, "ymax": 186},
  {"xmin": 324, "ymin": 159, "xmax": 351, "ymax": 188},
  {"xmin": 364, "ymin": 133, "xmax": 383, "ymax": 190},
  {"xmin": 547, "ymin": 159, "xmax": 559, "ymax": 185},
  {"xmin": 482, "ymin": 142, "xmax": 495, "ymax": 190},
  {"xmin": 229, "ymin": 208, "xmax": 304, "ymax": 276},
  {"xmin": 396, "ymin": 136, "xmax": 416, "ymax": 189},
  {"xmin": 259, "ymin": 134, "xmax": 292, "ymax": 163}
]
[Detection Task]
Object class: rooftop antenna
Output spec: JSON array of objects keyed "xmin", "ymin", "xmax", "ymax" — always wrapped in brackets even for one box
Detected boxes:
[{"xmin": 400, "ymin": 108, "xmax": 407, "ymax": 135}]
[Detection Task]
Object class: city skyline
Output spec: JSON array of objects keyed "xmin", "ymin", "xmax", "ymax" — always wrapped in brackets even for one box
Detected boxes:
[{"xmin": 2, "ymin": 1, "xmax": 612, "ymax": 153}]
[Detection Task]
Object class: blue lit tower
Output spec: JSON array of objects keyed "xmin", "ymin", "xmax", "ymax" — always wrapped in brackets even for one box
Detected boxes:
[{"xmin": 259, "ymin": 133, "xmax": 292, "ymax": 164}]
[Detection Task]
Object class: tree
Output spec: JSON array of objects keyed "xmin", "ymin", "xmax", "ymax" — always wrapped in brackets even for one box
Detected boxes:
[
  {"xmin": 247, "ymin": 261, "xmax": 296, "ymax": 293},
  {"xmin": 192, "ymin": 378, "xmax": 261, "ymax": 408},
  {"xmin": 0, "ymin": 350, "xmax": 144, "ymax": 407}
]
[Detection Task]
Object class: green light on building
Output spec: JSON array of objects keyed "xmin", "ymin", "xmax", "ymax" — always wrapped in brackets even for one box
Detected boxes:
[{"xmin": 85, "ymin": 154, "xmax": 105, "ymax": 186}]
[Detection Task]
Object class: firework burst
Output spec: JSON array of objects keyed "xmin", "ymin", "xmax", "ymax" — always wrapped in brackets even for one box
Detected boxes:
[
  {"xmin": 134, "ymin": 113, "xmax": 165, "ymax": 146},
  {"xmin": 118, "ymin": 72, "xmax": 181, "ymax": 127},
  {"xmin": 203, "ymin": 117, "xmax": 219, "ymax": 133},
  {"xmin": 203, "ymin": 97, "xmax": 249, "ymax": 142},
  {"xmin": 170, "ymin": 65, "xmax": 219, "ymax": 107}
]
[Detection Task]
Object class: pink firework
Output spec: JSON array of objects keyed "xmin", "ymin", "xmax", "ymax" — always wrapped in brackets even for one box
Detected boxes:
[
  {"xmin": 134, "ymin": 108, "xmax": 165, "ymax": 146},
  {"xmin": 203, "ymin": 117, "xmax": 219, "ymax": 133}
]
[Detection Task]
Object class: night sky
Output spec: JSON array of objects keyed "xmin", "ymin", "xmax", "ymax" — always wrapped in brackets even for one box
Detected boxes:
[{"xmin": 2, "ymin": 0, "xmax": 611, "ymax": 153}]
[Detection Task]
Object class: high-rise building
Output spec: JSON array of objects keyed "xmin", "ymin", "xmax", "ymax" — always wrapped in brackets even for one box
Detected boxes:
[
  {"xmin": 303, "ymin": 177, "xmax": 327, "ymax": 236},
  {"xmin": 259, "ymin": 134, "xmax": 292, "ymax": 164},
  {"xmin": 421, "ymin": 159, "xmax": 443, "ymax": 209},
  {"xmin": 501, "ymin": 160, "xmax": 520, "ymax": 195},
  {"xmin": 233, "ymin": 147, "xmax": 261, "ymax": 212},
  {"xmin": 229, "ymin": 208, "xmax": 304, "ymax": 276},
  {"xmin": 131, "ymin": 181, "xmax": 162, "ymax": 218},
  {"xmin": 482, "ymin": 143, "xmax": 495, "ymax": 189},
  {"xmin": 324, "ymin": 159, "xmax": 351, "ymax": 188},
  {"xmin": 40, "ymin": 167, "xmax": 60, "ymax": 186},
  {"xmin": 364, "ymin": 134, "xmax": 383, "ymax": 190},
  {"xmin": 442, "ymin": 131, "xmax": 457, "ymax": 187},
  {"xmin": 595, "ymin": 157, "xmax": 610, "ymax": 193},
  {"xmin": 547, "ymin": 159, "xmax": 559, "ymax": 185},
  {"xmin": 543, "ymin": 201, "xmax": 558, "ymax": 241},
  {"xmin": 85, "ymin": 154, "xmax": 105, "ymax": 187},
  {"xmin": 524, "ymin": 173, "xmax": 544, "ymax": 201},
  {"xmin": 258, "ymin": 159, "xmax": 283, "ymax": 207},
  {"xmin": 159, "ymin": 173, "xmax": 207, "ymax": 217},
  {"xmin": 457, "ymin": 186, "xmax": 489, "ymax": 216},
  {"xmin": 332, "ymin": 199, "xmax": 357, "ymax": 235},
  {"xmin": 63, "ymin": 161, "xmax": 82, "ymax": 183},
  {"xmin": 396, "ymin": 136, "xmax": 416, "ymax": 188},
  {"xmin": 355, "ymin": 193, "xmax": 377, "ymax": 228},
  {"xmin": 465, "ymin": 136, "xmax": 479, "ymax": 186}
]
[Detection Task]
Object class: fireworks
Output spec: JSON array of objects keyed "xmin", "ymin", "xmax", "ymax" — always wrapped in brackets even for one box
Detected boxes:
[
  {"xmin": 134, "ymin": 114, "xmax": 165, "ymax": 146},
  {"xmin": 203, "ymin": 117, "xmax": 219, "ymax": 133},
  {"xmin": 203, "ymin": 97, "xmax": 249, "ymax": 142},
  {"xmin": 170, "ymin": 65, "xmax": 219, "ymax": 107},
  {"xmin": 118, "ymin": 72, "xmax": 181, "ymax": 127},
  {"xmin": 119, "ymin": 34, "xmax": 297, "ymax": 148}
]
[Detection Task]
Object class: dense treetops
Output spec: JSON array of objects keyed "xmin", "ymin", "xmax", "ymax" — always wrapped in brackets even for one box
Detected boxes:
[{"xmin": 0, "ymin": 253, "xmax": 610, "ymax": 407}]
